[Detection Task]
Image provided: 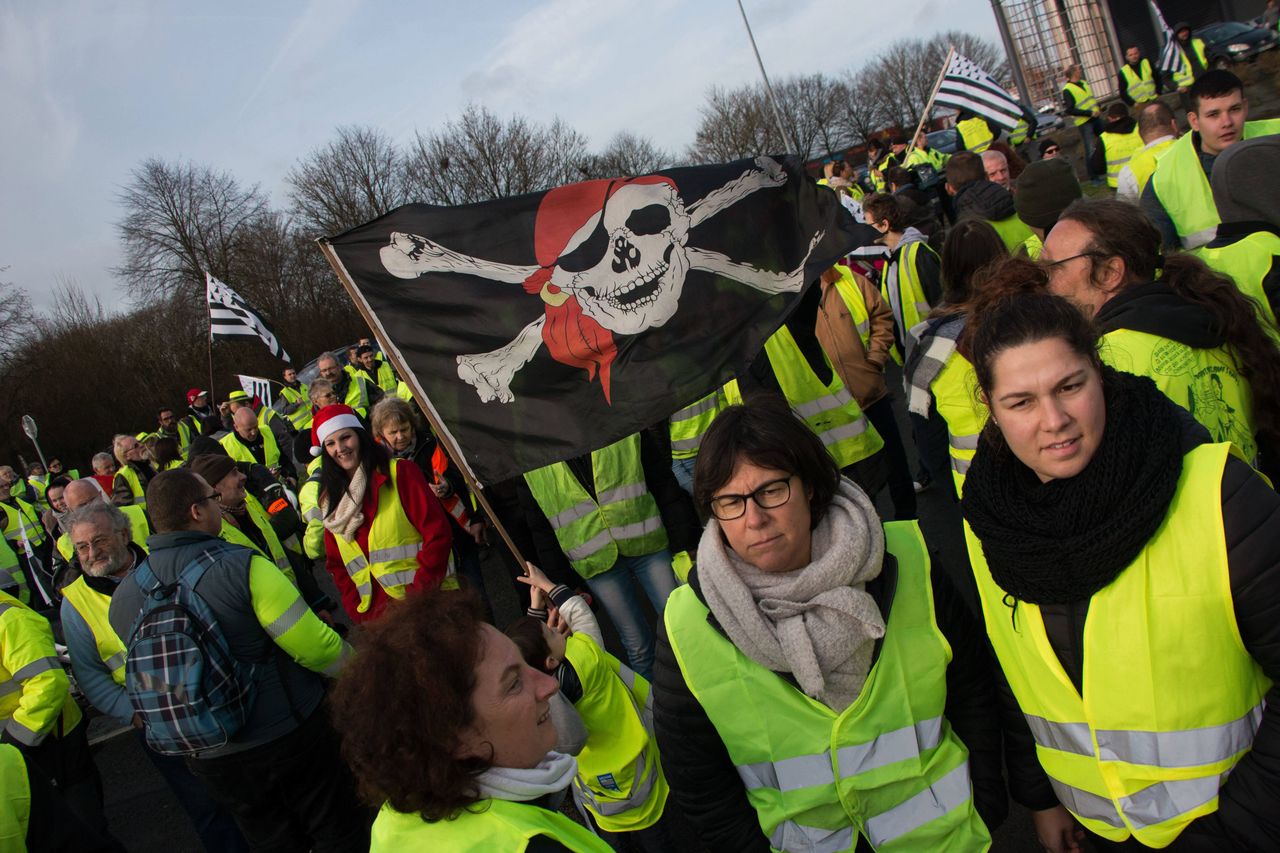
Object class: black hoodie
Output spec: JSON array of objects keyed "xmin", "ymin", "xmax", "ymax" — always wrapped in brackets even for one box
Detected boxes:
[{"xmin": 1094, "ymin": 279, "xmax": 1225, "ymax": 349}]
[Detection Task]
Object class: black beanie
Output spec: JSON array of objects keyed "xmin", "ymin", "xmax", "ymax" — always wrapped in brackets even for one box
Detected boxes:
[
  {"xmin": 1014, "ymin": 158, "xmax": 1082, "ymax": 231},
  {"xmin": 186, "ymin": 436, "xmax": 227, "ymax": 460},
  {"xmin": 1211, "ymin": 136, "xmax": 1280, "ymax": 226}
]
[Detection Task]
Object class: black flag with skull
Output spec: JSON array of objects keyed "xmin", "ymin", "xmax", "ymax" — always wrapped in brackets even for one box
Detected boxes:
[{"xmin": 322, "ymin": 155, "xmax": 859, "ymax": 485}]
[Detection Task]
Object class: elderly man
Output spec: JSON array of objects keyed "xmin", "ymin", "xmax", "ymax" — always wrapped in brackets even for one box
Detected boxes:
[
  {"xmin": 981, "ymin": 149, "xmax": 1012, "ymax": 192},
  {"xmin": 224, "ymin": 390, "xmax": 293, "ymax": 449},
  {"xmin": 111, "ymin": 434, "xmax": 155, "ymax": 508},
  {"xmin": 58, "ymin": 501, "xmax": 245, "ymax": 850},
  {"xmin": 107, "ymin": 469, "xmax": 363, "ymax": 850},
  {"xmin": 317, "ymin": 353, "xmax": 380, "ymax": 418},
  {"xmin": 89, "ymin": 453, "xmax": 115, "ymax": 494},
  {"xmin": 220, "ymin": 407, "xmax": 295, "ymax": 486}
]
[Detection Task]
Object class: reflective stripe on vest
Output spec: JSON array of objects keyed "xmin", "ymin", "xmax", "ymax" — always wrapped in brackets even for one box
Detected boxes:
[
  {"xmin": 1121, "ymin": 61, "xmax": 1157, "ymax": 102},
  {"xmin": 669, "ymin": 391, "xmax": 724, "ymax": 458},
  {"xmin": 219, "ymin": 429, "xmax": 280, "ymax": 469},
  {"xmin": 1009, "ymin": 119, "xmax": 1029, "ymax": 146},
  {"xmin": 1100, "ymin": 128, "xmax": 1144, "ymax": 188},
  {"xmin": 0, "ymin": 500, "xmax": 46, "ymax": 549},
  {"xmin": 523, "ymin": 434, "xmax": 667, "ymax": 579},
  {"xmin": 967, "ymin": 442, "xmax": 1271, "ymax": 846},
  {"xmin": 763, "ymin": 327, "xmax": 882, "ymax": 470},
  {"xmin": 1063, "ymin": 80, "xmax": 1097, "ymax": 126},
  {"xmin": 1172, "ymin": 40, "xmax": 1208, "ymax": 89},
  {"xmin": 330, "ymin": 459, "xmax": 440, "ymax": 613},
  {"xmin": 1151, "ymin": 119, "xmax": 1280, "ymax": 250},
  {"xmin": 882, "ymin": 242, "xmax": 935, "ymax": 351},
  {"xmin": 829, "ymin": 265, "xmax": 873, "ymax": 353},
  {"xmin": 956, "ymin": 116, "xmax": 993, "ymax": 153},
  {"xmin": 665, "ymin": 521, "xmax": 990, "ymax": 852},
  {"xmin": 61, "ymin": 576, "xmax": 128, "ymax": 685},
  {"xmin": 1127, "ymin": 137, "xmax": 1176, "ymax": 199}
]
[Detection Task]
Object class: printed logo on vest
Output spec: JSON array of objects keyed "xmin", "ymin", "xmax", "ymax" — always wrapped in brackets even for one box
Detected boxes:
[{"xmin": 596, "ymin": 772, "xmax": 621, "ymax": 792}]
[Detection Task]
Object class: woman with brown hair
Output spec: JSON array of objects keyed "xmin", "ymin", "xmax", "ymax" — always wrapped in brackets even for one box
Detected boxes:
[
  {"xmin": 959, "ymin": 289, "xmax": 1280, "ymax": 851},
  {"xmin": 1041, "ymin": 197, "xmax": 1280, "ymax": 478},
  {"xmin": 331, "ymin": 590, "xmax": 611, "ymax": 852}
]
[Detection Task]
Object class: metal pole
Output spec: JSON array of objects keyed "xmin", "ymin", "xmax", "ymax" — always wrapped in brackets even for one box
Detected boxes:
[
  {"xmin": 990, "ymin": 0, "xmax": 1033, "ymax": 105},
  {"xmin": 735, "ymin": 0, "xmax": 800, "ymax": 153}
]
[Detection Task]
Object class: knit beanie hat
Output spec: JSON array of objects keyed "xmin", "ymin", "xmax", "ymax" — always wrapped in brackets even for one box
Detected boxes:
[
  {"xmin": 189, "ymin": 453, "xmax": 237, "ymax": 489},
  {"xmin": 1015, "ymin": 158, "xmax": 1082, "ymax": 230},
  {"xmin": 310, "ymin": 405, "xmax": 363, "ymax": 457},
  {"xmin": 186, "ymin": 436, "xmax": 226, "ymax": 459},
  {"xmin": 1211, "ymin": 136, "xmax": 1280, "ymax": 226}
]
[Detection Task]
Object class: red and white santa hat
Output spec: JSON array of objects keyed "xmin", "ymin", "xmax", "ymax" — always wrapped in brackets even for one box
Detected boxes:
[{"xmin": 310, "ymin": 404, "xmax": 364, "ymax": 457}]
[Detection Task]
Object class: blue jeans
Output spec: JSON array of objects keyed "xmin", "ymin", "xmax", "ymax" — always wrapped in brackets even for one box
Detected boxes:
[
  {"xmin": 670, "ymin": 457, "xmax": 696, "ymax": 496},
  {"xmin": 585, "ymin": 550, "xmax": 678, "ymax": 680}
]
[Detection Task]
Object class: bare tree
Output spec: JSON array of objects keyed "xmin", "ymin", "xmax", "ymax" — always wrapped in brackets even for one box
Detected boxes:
[
  {"xmin": 0, "ymin": 271, "xmax": 33, "ymax": 366},
  {"xmin": 403, "ymin": 104, "xmax": 591, "ymax": 205},
  {"xmin": 688, "ymin": 84, "xmax": 783, "ymax": 164},
  {"xmin": 836, "ymin": 73, "xmax": 889, "ymax": 145},
  {"xmin": 286, "ymin": 125, "xmax": 407, "ymax": 237},
  {"xmin": 580, "ymin": 131, "xmax": 673, "ymax": 178},
  {"xmin": 114, "ymin": 159, "xmax": 269, "ymax": 303},
  {"xmin": 925, "ymin": 31, "xmax": 1008, "ymax": 88}
]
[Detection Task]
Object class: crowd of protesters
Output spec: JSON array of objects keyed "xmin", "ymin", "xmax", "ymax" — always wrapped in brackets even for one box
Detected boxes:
[{"xmin": 2, "ymin": 62, "xmax": 1280, "ymax": 853}]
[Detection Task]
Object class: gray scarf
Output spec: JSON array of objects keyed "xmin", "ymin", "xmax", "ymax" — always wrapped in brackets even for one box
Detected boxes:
[{"xmin": 698, "ymin": 479, "xmax": 886, "ymax": 710}]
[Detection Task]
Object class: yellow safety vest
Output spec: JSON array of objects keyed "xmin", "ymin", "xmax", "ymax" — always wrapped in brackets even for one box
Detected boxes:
[
  {"xmin": 330, "ymin": 459, "xmax": 452, "ymax": 614},
  {"xmin": 1151, "ymin": 119, "xmax": 1280, "ymax": 251},
  {"xmin": 956, "ymin": 117, "xmax": 993, "ymax": 153},
  {"xmin": 1102, "ymin": 328, "xmax": 1257, "ymax": 460},
  {"xmin": 881, "ymin": 241, "xmax": 936, "ymax": 353},
  {"xmin": 370, "ymin": 796, "xmax": 612, "ymax": 852},
  {"xmin": 1099, "ymin": 128, "xmax": 1144, "ymax": 188},
  {"xmin": 0, "ymin": 500, "xmax": 46, "ymax": 551},
  {"xmin": 564, "ymin": 634, "xmax": 668, "ymax": 831},
  {"xmin": 219, "ymin": 494, "xmax": 295, "ymax": 585},
  {"xmin": 115, "ymin": 466, "xmax": 147, "ymax": 507},
  {"xmin": 967, "ymin": 443, "xmax": 1269, "ymax": 847},
  {"xmin": 299, "ymin": 458, "xmax": 324, "ymax": 560},
  {"xmin": 930, "ymin": 351, "xmax": 987, "ymax": 494},
  {"xmin": 0, "ymin": 591, "xmax": 82, "ymax": 747},
  {"xmin": 0, "ymin": 538, "xmax": 25, "ymax": 607},
  {"xmin": 668, "ymin": 391, "xmax": 726, "ymax": 460},
  {"xmin": 1022, "ymin": 233, "xmax": 1043, "ymax": 260},
  {"xmin": 1062, "ymin": 81, "xmax": 1097, "ymax": 127},
  {"xmin": 0, "ymin": 743, "xmax": 30, "ymax": 851},
  {"xmin": 988, "ymin": 215, "xmax": 1035, "ymax": 255},
  {"xmin": 1008, "ymin": 119, "xmax": 1030, "ymax": 147},
  {"xmin": 1125, "ymin": 137, "xmax": 1177, "ymax": 199},
  {"xmin": 57, "ymin": 504, "xmax": 151, "ymax": 563},
  {"xmin": 1172, "ymin": 39, "xmax": 1208, "ymax": 89},
  {"xmin": 219, "ymin": 429, "xmax": 281, "ymax": 470},
  {"xmin": 61, "ymin": 576, "xmax": 127, "ymax": 685},
  {"xmin": 739, "ymin": 328, "xmax": 884, "ymax": 470},
  {"xmin": 666, "ymin": 522, "xmax": 991, "ymax": 852},
  {"xmin": 1120, "ymin": 60, "xmax": 1157, "ymax": 103},
  {"xmin": 831, "ymin": 266, "xmax": 873, "ymax": 352},
  {"xmin": 278, "ymin": 383, "xmax": 313, "ymax": 431},
  {"xmin": 1200, "ymin": 230, "xmax": 1280, "ymax": 334},
  {"xmin": 341, "ymin": 375, "xmax": 372, "ymax": 418},
  {"xmin": 523, "ymin": 435, "xmax": 668, "ymax": 580}
]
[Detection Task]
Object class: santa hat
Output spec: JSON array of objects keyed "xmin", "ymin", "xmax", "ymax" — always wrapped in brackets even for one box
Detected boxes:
[{"xmin": 310, "ymin": 404, "xmax": 364, "ymax": 458}]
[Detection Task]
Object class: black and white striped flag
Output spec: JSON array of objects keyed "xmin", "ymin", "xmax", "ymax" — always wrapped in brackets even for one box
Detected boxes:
[
  {"xmin": 935, "ymin": 51, "xmax": 1023, "ymax": 130},
  {"xmin": 236, "ymin": 374, "xmax": 273, "ymax": 406},
  {"xmin": 1150, "ymin": 0, "xmax": 1184, "ymax": 74},
  {"xmin": 206, "ymin": 273, "xmax": 291, "ymax": 363}
]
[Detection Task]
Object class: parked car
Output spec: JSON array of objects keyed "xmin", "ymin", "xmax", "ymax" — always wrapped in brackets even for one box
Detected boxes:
[
  {"xmin": 1195, "ymin": 20, "xmax": 1279, "ymax": 68},
  {"xmin": 926, "ymin": 127, "xmax": 959, "ymax": 154},
  {"xmin": 1034, "ymin": 106, "xmax": 1063, "ymax": 133}
]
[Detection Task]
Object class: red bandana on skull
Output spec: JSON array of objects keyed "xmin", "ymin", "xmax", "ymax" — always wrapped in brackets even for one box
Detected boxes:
[{"xmin": 521, "ymin": 175, "xmax": 676, "ymax": 404}]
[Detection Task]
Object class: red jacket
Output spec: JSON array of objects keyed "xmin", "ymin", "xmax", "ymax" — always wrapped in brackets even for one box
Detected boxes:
[{"xmin": 323, "ymin": 460, "xmax": 453, "ymax": 623}]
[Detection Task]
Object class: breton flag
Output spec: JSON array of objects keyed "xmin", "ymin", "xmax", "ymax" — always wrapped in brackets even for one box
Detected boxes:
[
  {"xmin": 321, "ymin": 155, "xmax": 859, "ymax": 484},
  {"xmin": 236, "ymin": 374, "xmax": 273, "ymax": 407},
  {"xmin": 1150, "ymin": 0, "xmax": 1184, "ymax": 74},
  {"xmin": 206, "ymin": 273, "xmax": 291, "ymax": 363},
  {"xmin": 934, "ymin": 51, "xmax": 1024, "ymax": 130}
]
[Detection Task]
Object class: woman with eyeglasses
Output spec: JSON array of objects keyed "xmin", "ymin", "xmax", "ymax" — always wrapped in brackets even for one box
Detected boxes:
[
  {"xmin": 1039, "ymin": 198, "xmax": 1280, "ymax": 479},
  {"xmin": 651, "ymin": 394, "xmax": 1005, "ymax": 852}
]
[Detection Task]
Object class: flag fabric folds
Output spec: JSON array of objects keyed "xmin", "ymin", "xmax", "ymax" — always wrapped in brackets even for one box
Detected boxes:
[
  {"xmin": 935, "ymin": 51, "xmax": 1024, "ymax": 130},
  {"xmin": 206, "ymin": 273, "xmax": 291, "ymax": 363},
  {"xmin": 322, "ymin": 155, "xmax": 858, "ymax": 484},
  {"xmin": 236, "ymin": 375, "xmax": 273, "ymax": 407},
  {"xmin": 1150, "ymin": 0, "xmax": 1184, "ymax": 75}
]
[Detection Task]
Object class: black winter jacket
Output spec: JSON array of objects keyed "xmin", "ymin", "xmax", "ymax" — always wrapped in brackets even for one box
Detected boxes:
[
  {"xmin": 997, "ymin": 410, "xmax": 1280, "ymax": 851},
  {"xmin": 653, "ymin": 548, "xmax": 1008, "ymax": 852}
]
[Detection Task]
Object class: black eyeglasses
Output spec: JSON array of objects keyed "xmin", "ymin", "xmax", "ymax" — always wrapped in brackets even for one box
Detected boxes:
[
  {"xmin": 192, "ymin": 492, "xmax": 220, "ymax": 509},
  {"xmin": 708, "ymin": 476, "xmax": 794, "ymax": 521},
  {"xmin": 1041, "ymin": 252, "xmax": 1098, "ymax": 271}
]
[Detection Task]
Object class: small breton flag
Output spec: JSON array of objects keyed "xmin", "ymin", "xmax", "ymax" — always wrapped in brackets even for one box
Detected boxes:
[
  {"xmin": 206, "ymin": 273, "xmax": 291, "ymax": 363},
  {"xmin": 1150, "ymin": 0, "xmax": 1185, "ymax": 75},
  {"xmin": 236, "ymin": 374, "xmax": 273, "ymax": 407},
  {"xmin": 934, "ymin": 51, "xmax": 1024, "ymax": 130}
]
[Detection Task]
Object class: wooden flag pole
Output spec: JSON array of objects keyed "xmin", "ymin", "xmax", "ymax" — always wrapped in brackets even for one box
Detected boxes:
[
  {"xmin": 315, "ymin": 239, "xmax": 528, "ymax": 569},
  {"xmin": 907, "ymin": 45, "xmax": 956, "ymax": 160},
  {"xmin": 205, "ymin": 276, "xmax": 216, "ymax": 402}
]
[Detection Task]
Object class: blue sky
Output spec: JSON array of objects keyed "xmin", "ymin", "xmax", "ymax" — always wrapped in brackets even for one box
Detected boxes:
[{"xmin": 0, "ymin": 0, "xmax": 999, "ymax": 310}]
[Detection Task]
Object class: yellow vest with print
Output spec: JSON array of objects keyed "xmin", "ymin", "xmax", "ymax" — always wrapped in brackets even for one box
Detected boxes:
[
  {"xmin": 370, "ymin": 797, "xmax": 612, "ymax": 853},
  {"xmin": 523, "ymin": 434, "xmax": 668, "ymax": 580},
  {"xmin": 61, "ymin": 576, "xmax": 127, "ymax": 685},
  {"xmin": 1151, "ymin": 119, "xmax": 1280, "ymax": 251},
  {"xmin": 564, "ymin": 633, "xmax": 668, "ymax": 831},
  {"xmin": 331, "ymin": 459, "xmax": 452, "ymax": 614},
  {"xmin": 1101, "ymin": 328, "xmax": 1256, "ymax": 461},
  {"xmin": 966, "ymin": 443, "xmax": 1269, "ymax": 847},
  {"xmin": 665, "ymin": 522, "xmax": 991, "ymax": 852}
]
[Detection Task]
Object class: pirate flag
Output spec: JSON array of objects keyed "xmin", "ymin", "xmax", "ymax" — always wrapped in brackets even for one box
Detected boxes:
[{"xmin": 322, "ymin": 155, "xmax": 859, "ymax": 484}]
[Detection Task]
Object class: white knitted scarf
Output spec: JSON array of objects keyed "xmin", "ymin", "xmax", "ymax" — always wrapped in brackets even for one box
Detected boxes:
[
  {"xmin": 321, "ymin": 465, "xmax": 367, "ymax": 542},
  {"xmin": 698, "ymin": 479, "xmax": 887, "ymax": 710},
  {"xmin": 474, "ymin": 751, "xmax": 578, "ymax": 803}
]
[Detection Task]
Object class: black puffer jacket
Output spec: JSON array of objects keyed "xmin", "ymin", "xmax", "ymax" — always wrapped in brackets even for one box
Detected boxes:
[
  {"xmin": 952, "ymin": 180, "xmax": 1017, "ymax": 222},
  {"xmin": 653, "ymin": 546, "xmax": 1008, "ymax": 852},
  {"xmin": 998, "ymin": 410, "xmax": 1280, "ymax": 851}
]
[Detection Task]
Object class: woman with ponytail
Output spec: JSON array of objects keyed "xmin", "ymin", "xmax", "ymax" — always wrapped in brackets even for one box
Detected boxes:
[{"xmin": 1040, "ymin": 197, "xmax": 1280, "ymax": 479}]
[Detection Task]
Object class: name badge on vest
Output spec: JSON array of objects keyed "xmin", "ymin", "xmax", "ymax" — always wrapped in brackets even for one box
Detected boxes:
[{"xmin": 596, "ymin": 773, "xmax": 620, "ymax": 792}]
